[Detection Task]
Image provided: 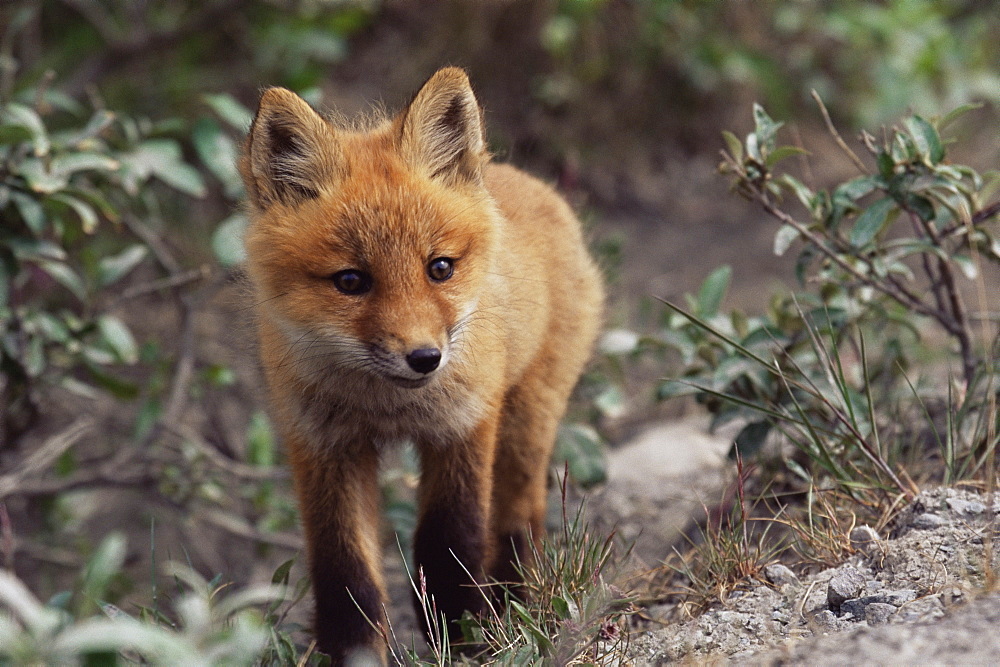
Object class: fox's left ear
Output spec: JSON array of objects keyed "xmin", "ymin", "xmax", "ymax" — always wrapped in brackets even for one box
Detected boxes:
[
  {"xmin": 240, "ymin": 87, "xmax": 341, "ymax": 210},
  {"xmin": 397, "ymin": 68, "xmax": 487, "ymax": 186}
]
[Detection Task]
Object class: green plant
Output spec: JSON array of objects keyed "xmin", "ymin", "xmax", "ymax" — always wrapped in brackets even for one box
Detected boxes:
[
  {"xmin": 396, "ymin": 481, "xmax": 633, "ymax": 666},
  {"xmin": 651, "ymin": 101, "xmax": 997, "ymax": 502},
  {"xmin": 0, "ymin": 533, "xmax": 284, "ymax": 665},
  {"xmin": 0, "ymin": 77, "xmax": 209, "ymax": 444}
]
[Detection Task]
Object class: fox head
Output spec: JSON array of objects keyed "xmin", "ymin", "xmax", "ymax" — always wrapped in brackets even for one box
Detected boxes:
[{"xmin": 240, "ymin": 68, "xmax": 500, "ymax": 390}]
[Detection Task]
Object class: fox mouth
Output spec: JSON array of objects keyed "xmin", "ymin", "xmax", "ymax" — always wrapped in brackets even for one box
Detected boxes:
[{"xmin": 387, "ymin": 374, "xmax": 433, "ymax": 389}]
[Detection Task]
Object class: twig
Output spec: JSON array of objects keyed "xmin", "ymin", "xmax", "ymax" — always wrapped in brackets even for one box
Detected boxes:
[
  {"xmin": 166, "ymin": 423, "xmax": 290, "ymax": 481},
  {"xmin": 0, "ymin": 417, "xmax": 95, "ymax": 498},
  {"xmin": 811, "ymin": 90, "xmax": 869, "ymax": 174},
  {"xmin": 0, "ymin": 502, "xmax": 12, "ymax": 569},
  {"xmin": 201, "ymin": 509, "xmax": 303, "ymax": 550},
  {"xmin": 972, "ymin": 201, "xmax": 1000, "ymax": 225},
  {"xmin": 112, "ymin": 265, "xmax": 212, "ymax": 305}
]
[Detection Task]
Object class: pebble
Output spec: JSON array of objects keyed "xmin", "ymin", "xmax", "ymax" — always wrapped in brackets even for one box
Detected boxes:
[
  {"xmin": 945, "ymin": 498, "xmax": 986, "ymax": 515},
  {"xmin": 764, "ymin": 563, "xmax": 799, "ymax": 587},
  {"xmin": 865, "ymin": 602, "xmax": 897, "ymax": 625},
  {"xmin": 827, "ymin": 567, "xmax": 866, "ymax": 610},
  {"xmin": 911, "ymin": 512, "xmax": 947, "ymax": 529},
  {"xmin": 849, "ymin": 525, "xmax": 881, "ymax": 553}
]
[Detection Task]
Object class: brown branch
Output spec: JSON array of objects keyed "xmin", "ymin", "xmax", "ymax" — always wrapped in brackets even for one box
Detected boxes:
[
  {"xmin": 167, "ymin": 423, "xmax": 290, "ymax": 482},
  {"xmin": 972, "ymin": 201, "xmax": 1000, "ymax": 225},
  {"xmin": 0, "ymin": 417, "xmax": 95, "ymax": 499},
  {"xmin": 201, "ymin": 509, "xmax": 303, "ymax": 550},
  {"xmin": 811, "ymin": 90, "xmax": 869, "ymax": 174},
  {"xmin": 111, "ymin": 265, "xmax": 212, "ymax": 305}
]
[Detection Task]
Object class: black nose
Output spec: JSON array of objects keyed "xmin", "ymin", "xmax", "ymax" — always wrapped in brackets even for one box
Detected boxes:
[{"xmin": 406, "ymin": 348, "xmax": 441, "ymax": 374}]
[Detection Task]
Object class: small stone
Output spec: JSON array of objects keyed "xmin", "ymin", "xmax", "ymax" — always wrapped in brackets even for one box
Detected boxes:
[
  {"xmin": 849, "ymin": 525, "xmax": 881, "ymax": 553},
  {"xmin": 882, "ymin": 589, "xmax": 917, "ymax": 606},
  {"xmin": 839, "ymin": 597, "xmax": 867, "ymax": 619},
  {"xmin": 865, "ymin": 602, "xmax": 897, "ymax": 625},
  {"xmin": 827, "ymin": 567, "xmax": 866, "ymax": 610},
  {"xmin": 764, "ymin": 563, "xmax": 799, "ymax": 587},
  {"xmin": 910, "ymin": 512, "xmax": 947, "ymax": 529},
  {"xmin": 812, "ymin": 609, "xmax": 840, "ymax": 630},
  {"xmin": 945, "ymin": 497, "xmax": 986, "ymax": 514}
]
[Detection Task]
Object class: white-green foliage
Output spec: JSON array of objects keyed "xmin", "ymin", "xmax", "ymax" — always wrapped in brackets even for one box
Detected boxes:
[{"xmin": 0, "ymin": 534, "xmax": 284, "ymax": 665}]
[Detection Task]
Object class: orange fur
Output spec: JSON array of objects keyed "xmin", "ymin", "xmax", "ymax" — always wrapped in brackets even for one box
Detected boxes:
[{"xmin": 240, "ymin": 68, "xmax": 603, "ymax": 664}]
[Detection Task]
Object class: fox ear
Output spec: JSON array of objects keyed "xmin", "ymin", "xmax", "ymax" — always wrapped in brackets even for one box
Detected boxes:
[
  {"xmin": 241, "ymin": 88, "xmax": 341, "ymax": 209},
  {"xmin": 398, "ymin": 68, "xmax": 487, "ymax": 185}
]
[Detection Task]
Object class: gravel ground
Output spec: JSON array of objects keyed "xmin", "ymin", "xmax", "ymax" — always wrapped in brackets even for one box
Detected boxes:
[{"xmin": 595, "ymin": 424, "xmax": 1000, "ymax": 665}]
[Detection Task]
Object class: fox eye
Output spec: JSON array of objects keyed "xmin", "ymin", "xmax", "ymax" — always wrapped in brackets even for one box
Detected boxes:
[
  {"xmin": 331, "ymin": 269, "xmax": 372, "ymax": 295},
  {"xmin": 428, "ymin": 257, "xmax": 454, "ymax": 282}
]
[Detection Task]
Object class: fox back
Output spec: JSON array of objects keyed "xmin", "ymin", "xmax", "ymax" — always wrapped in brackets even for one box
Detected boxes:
[{"xmin": 240, "ymin": 68, "xmax": 603, "ymax": 665}]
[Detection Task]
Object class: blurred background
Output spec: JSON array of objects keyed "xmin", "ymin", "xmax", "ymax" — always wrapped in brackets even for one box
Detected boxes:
[{"xmin": 1, "ymin": 0, "xmax": 998, "ymax": 658}]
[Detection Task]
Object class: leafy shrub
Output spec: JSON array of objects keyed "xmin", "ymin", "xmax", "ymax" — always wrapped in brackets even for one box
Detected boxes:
[
  {"xmin": 0, "ymin": 533, "xmax": 287, "ymax": 665},
  {"xmin": 0, "ymin": 83, "xmax": 207, "ymax": 444},
  {"xmin": 650, "ymin": 101, "xmax": 998, "ymax": 507}
]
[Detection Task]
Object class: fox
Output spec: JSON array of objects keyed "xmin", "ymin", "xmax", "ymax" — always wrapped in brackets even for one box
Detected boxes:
[{"xmin": 239, "ymin": 67, "xmax": 604, "ymax": 664}]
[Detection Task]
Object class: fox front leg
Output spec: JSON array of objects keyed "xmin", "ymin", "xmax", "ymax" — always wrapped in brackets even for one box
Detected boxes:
[
  {"xmin": 413, "ymin": 417, "xmax": 498, "ymax": 639},
  {"xmin": 288, "ymin": 442, "xmax": 387, "ymax": 665}
]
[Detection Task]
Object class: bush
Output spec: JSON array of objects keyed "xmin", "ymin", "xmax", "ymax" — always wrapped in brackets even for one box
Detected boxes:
[{"xmin": 652, "ymin": 100, "xmax": 998, "ymax": 510}]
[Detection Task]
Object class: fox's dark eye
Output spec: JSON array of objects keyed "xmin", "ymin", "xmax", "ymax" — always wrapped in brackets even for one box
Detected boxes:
[
  {"xmin": 428, "ymin": 257, "xmax": 454, "ymax": 282},
  {"xmin": 331, "ymin": 269, "xmax": 372, "ymax": 295}
]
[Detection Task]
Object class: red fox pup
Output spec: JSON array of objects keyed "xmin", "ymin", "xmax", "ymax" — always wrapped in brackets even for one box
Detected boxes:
[{"xmin": 239, "ymin": 67, "xmax": 604, "ymax": 664}]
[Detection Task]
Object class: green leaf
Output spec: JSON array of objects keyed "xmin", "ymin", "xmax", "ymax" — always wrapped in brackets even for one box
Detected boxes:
[
  {"xmin": 192, "ymin": 118, "xmax": 242, "ymax": 196},
  {"xmin": 211, "ymin": 213, "xmax": 248, "ymax": 267},
  {"xmin": 121, "ymin": 140, "xmax": 207, "ymax": 197},
  {"xmin": 850, "ymin": 198, "xmax": 895, "ymax": 247},
  {"xmin": 19, "ymin": 158, "xmax": 69, "ymax": 193},
  {"xmin": 37, "ymin": 260, "xmax": 86, "ymax": 301},
  {"xmin": 49, "ymin": 192, "xmax": 99, "ymax": 233},
  {"xmin": 98, "ymin": 244, "xmax": 148, "ymax": 286},
  {"xmin": 551, "ymin": 596, "xmax": 571, "ymax": 619},
  {"xmin": 877, "ymin": 151, "xmax": 895, "ymax": 179},
  {"xmin": 721, "ymin": 130, "xmax": 743, "ymax": 162},
  {"xmin": 779, "ymin": 174, "xmax": 814, "ymax": 211},
  {"xmin": 97, "ymin": 314, "xmax": 139, "ymax": 364},
  {"xmin": 203, "ymin": 93, "xmax": 253, "ymax": 131},
  {"xmin": 835, "ymin": 176, "xmax": 881, "ymax": 203},
  {"xmin": 905, "ymin": 115, "xmax": 944, "ymax": 164},
  {"xmin": 155, "ymin": 161, "xmax": 206, "ymax": 198},
  {"xmin": 553, "ymin": 423, "xmax": 606, "ymax": 488},
  {"xmin": 50, "ymin": 152, "xmax": 120, "ymax": 178},
  {"xmin": 11, "ymin": 192, "xmax": 45, "ymax": 235},
  {"xmin": 247, "ymin": 411, "xmax": 276, "ymax": 467},
  {"xmin": 952, "ymin": 254, "xmax": 978, "ymax": 280},
  {"xmin": 730, "ymin": 420, "xmax": 772, "ymax": 460},
  {"xmin": 64, "ymin": 110, "xmax": 116, "ymax": 148},
  {"xmin": 1, "ymin": 102, "xmax": 49, "ymax": 156},
  {"xmin": 593, "ymin": 384, "xmax": 626, "ymax": 419},
  {"xmin": 271, "ymin": 559, "xmax": 295, "ymax": 586},
  {"xmin": 696, "ymin": 265, "xmax": 732, "ymax": 318},
  {"xmin": 765, "ymin": 145, "xmax": 809, "ymax": 168},
  {"xmin": 80, "ymin": 533, "xmax": 127, "ymax": 613},
  {"xmin": 938, "ymin": 103, "xmax": 983, "ymax": 131},
  {"xmin": 752, "ymin": 103, "xmax": 783, "ymax": 155},
  {"xmin": 773, "ymin": 224, "xmax": 799, "ymax": 256}
]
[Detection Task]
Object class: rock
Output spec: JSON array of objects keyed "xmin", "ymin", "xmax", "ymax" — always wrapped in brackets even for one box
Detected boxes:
[
  {"xmin": 864, "ymin": 602, "xmax": 897, "ymax": 625},
  {"xmin": 849, "ymin": 525, "xmax": 881, "ymax": 553},
  {"xmin": 946, "ymin": 497, "xmax": 986, "ymax": 515},
  {"xmin": 882, "ymin": 589, "xmax": 918, "ymax": 606},
  {"xmin": 811, "ymin": 609, "xmax": 842, "ymax": 631},
  {"xmin": 911, "ymin": 513, "xmax": 947, "ymax": 529},
  {"xmin": 828, "ymin": 567, "xmax": 866, "ymax": 611},
  {"xmin": 839, "ymin": 597, "xmax": 868, "ymax": 619},
  {"xmin": 764, "ymin": 563, "xmax": 799, "ymax": 587}
]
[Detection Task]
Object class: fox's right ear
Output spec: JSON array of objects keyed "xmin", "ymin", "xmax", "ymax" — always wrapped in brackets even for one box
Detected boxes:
[{"xmin": 240, "ymin": 88, "xmax": 341, "ymax": 209}]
